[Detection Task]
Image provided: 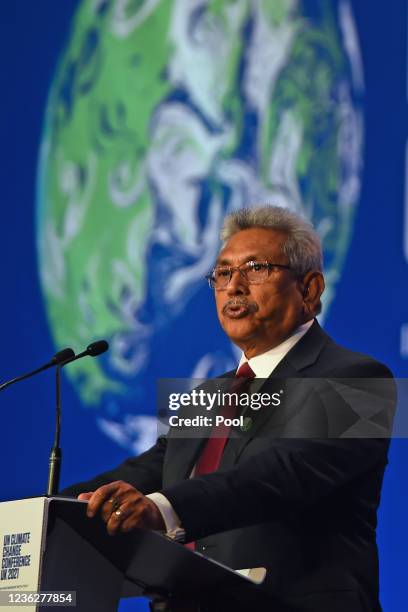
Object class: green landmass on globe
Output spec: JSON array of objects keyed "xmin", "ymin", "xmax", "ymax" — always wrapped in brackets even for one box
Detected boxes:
[{"xmin": 37, "ymin": 0, "xmax": 364, "ymax": 446}]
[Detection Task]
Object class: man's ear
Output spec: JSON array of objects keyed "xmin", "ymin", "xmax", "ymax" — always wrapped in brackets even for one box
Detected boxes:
[{"xmin": 300, "ymin": 271, "xmax": 325, "ymax": 316}]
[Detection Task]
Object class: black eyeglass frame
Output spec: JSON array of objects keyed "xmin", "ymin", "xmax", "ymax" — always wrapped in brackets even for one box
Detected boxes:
[{"xmin": 205, "ymin": 260, "xmax": 293, "ymax": 290}]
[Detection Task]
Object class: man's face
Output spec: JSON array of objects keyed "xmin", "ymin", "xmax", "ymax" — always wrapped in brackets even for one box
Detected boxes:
[{"xmin": 214, "ymin": 228, "xmax": 307, "ymax": 358}]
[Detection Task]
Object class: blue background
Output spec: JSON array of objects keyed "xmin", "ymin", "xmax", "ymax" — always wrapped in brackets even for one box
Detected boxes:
[{"xmin": 1, "ymin": 1, "xmax": 407, "ymax": 610}]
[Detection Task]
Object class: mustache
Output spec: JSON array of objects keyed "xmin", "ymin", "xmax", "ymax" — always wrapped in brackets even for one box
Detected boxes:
[{"xmin": 222, "ymin": 298, "xmax": 258, "ymax": 314}]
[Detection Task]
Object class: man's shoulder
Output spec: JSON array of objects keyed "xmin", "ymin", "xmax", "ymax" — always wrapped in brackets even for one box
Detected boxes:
[
  {"xmin": 283, "ymin": 320, "xmax": 393, "ymax": 379},
  {"xmin": 314, "ymin": 331, "xmax": 393, "ymax": 379}
]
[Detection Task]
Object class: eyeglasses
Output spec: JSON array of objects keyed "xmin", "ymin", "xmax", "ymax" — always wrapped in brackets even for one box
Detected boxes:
[{"xmin": 206, "ymin": 260, "xmax": 293, "ymax": 290}]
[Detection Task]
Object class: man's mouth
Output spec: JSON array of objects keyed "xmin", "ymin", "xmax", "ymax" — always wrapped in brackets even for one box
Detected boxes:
[{"xmin": 222, "ymin": 299, "xmax": 258, "ymax": 319}]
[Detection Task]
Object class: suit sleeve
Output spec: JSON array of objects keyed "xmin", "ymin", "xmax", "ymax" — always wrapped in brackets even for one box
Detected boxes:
[
  {"xmin": 160, "ymin": 361, "xmax": 396, "ymax": 541},
  {"xmin": 61, "ymin": 436, "xmax": 167, "ymax": 497}
]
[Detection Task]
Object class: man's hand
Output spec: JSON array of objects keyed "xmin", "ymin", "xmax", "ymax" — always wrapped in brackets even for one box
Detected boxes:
[{"xmin": 77, "ymin": 481, "xmax": 165, "ymax": 536}]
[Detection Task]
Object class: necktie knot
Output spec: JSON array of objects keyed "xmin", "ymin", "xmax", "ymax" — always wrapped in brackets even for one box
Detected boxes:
[{"xmin": 236, "ymin": 362, "xmax": 255, "ymax": 379}]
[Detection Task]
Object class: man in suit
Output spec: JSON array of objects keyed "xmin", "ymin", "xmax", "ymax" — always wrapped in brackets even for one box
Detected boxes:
[{"xmin": 65, "ymin": 206, "xmax": 394, "ymax": 611}]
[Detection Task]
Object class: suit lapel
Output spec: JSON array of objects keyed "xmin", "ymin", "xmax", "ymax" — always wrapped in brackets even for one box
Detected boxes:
[{"xmin": 276, "ymin": 319, "xmax": 329, "ymax": 375}]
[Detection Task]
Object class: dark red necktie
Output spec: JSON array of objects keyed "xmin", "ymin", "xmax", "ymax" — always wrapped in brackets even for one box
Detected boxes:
[
  {"xmin": 194, "ymin": 361, "xmax": 256, "ymax": 475},
  {"xmin": 185, "ymin": 362, "xmax": 255, "ymax": 550}
]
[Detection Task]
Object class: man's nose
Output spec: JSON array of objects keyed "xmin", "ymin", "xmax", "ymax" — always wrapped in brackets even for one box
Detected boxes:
[{"xmin": 226, "ymin": 269, "xmax": 249, "ymax": 295}]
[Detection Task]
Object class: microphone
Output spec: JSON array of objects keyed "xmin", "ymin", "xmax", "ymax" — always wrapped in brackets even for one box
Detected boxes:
[
  {"xmin": 0, "ymin": 347, "xmax": 75, "ymax": 392},
  {"xmin": 60, "ymin": 339, "xmax": 109, "ymax": 367},
  {"xmin": 47, "ymin": 339, "xmax": 109, "ymax": 496}
]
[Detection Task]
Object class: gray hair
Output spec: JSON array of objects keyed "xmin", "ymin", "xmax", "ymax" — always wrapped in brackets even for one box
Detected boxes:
[{"xmin": 221, "ymin": 205, "xmax": 323, "ymax": 275}]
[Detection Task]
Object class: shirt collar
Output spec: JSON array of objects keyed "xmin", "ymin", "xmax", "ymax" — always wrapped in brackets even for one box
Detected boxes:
[{"xmin": 237, "ymin": 320, "xmax": 314, "ymax": 378}]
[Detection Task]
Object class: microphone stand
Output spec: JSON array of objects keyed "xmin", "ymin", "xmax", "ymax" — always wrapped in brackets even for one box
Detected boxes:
[
  {"xmin": 45, "ymin": 340, "xmax": 109, "ymax": 496},
  {"xmin": 47, "ymin": 365, "xmax": 62, "ymax": 496},
  {"xmin": 0, "ymin": 347, "xmax": 74, "ymax": 496},
  {"xmin": 0, "ymin": 343, "xmax": 107, "ymax": 496}
]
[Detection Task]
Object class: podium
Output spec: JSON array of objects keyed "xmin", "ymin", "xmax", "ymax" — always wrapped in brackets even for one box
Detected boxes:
[{"xmin": 0, "ymin": 497, "xmax": 267, "ymax": 611}]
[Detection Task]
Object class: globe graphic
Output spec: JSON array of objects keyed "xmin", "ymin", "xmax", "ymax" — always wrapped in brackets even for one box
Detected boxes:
[{"xmin": 37, "ymin": 0, "xmax": 364, "ymax": 453}]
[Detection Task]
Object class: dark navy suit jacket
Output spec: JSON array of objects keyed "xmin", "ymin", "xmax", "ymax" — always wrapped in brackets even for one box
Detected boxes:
[{"xmin": 64, "ymin": 321, "xmax": 395, "ymax": 612}]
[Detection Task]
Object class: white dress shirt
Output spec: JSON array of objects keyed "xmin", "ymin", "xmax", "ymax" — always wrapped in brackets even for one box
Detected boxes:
[{"xmin": 148, "ymin": 319, "xmax": 314, "ymax": 539}]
